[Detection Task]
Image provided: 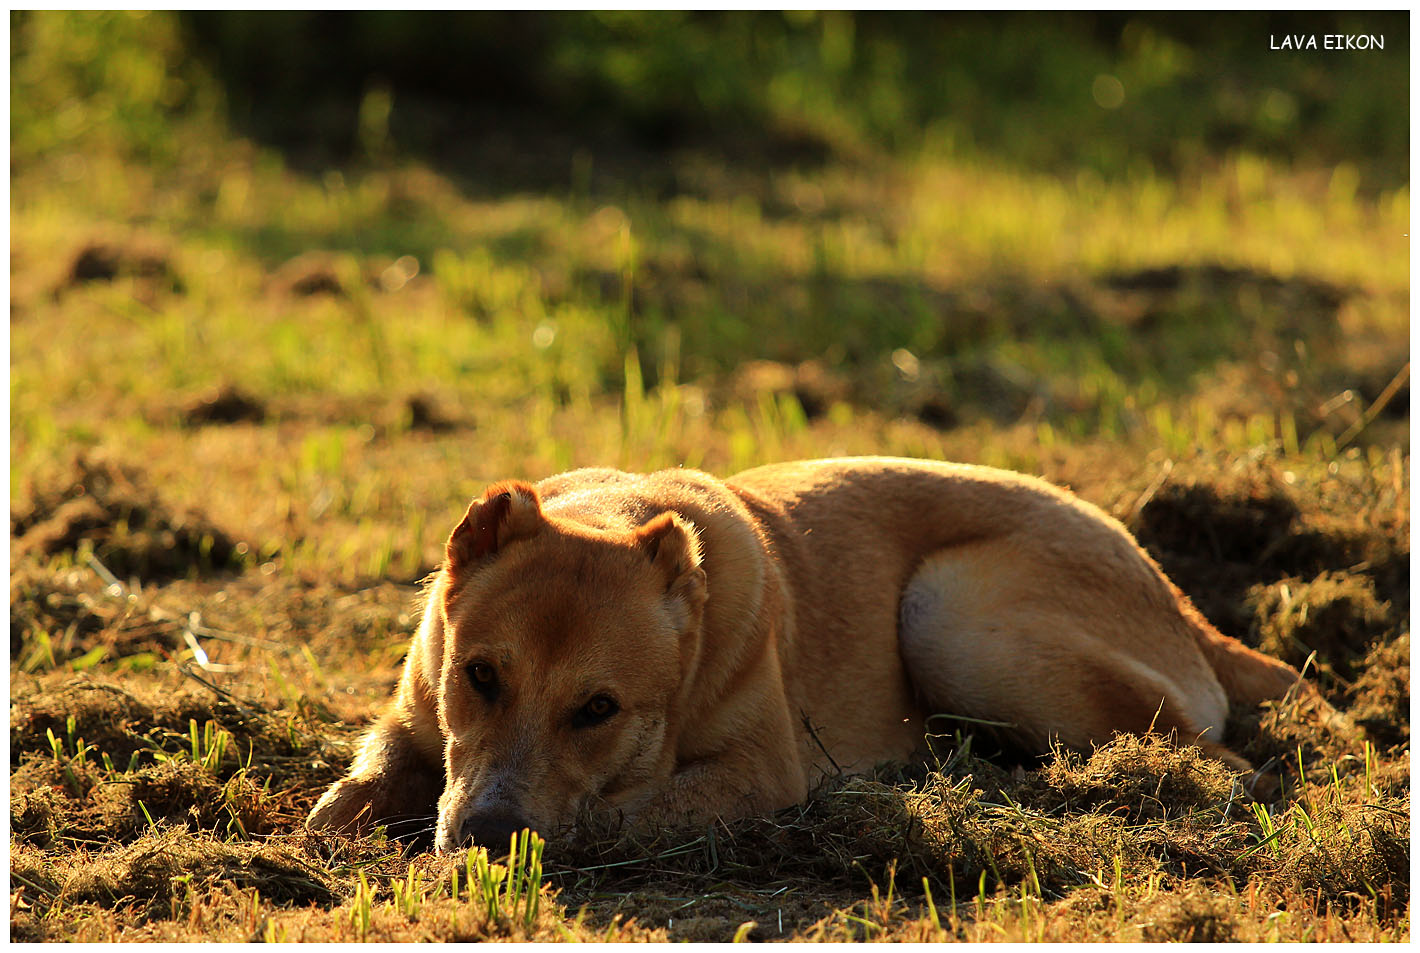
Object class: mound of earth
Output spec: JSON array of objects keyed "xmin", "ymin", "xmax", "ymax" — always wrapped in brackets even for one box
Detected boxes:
[{"xmin": 11, "ymin": 455, "xmax": 248, "ymax": 583}]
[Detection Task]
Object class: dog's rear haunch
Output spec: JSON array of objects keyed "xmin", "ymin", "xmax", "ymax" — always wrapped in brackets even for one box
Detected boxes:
[{"xmin": 306, "ymin": 457, "xmax": 1302, "ymax": 853}]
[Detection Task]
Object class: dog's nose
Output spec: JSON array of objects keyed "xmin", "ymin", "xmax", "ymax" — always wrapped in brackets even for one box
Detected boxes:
[{"xmin": 459, "ymin": 809, "xmax": 533, "ymax": 851}]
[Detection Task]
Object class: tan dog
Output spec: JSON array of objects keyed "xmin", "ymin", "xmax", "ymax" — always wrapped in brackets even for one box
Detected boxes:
[{"xmin": 306, "ymin": 457, "xmax": 1300, "ymax": 853}]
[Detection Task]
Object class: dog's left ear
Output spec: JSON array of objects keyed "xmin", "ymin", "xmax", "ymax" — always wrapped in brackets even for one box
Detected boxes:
[
  {"xmin": 635, "ymin": 512, "xmax": 707, "ymax": 622},
  {"xmin": 446, "ymin": 481, "xmax": 544, "ymax": 573}
]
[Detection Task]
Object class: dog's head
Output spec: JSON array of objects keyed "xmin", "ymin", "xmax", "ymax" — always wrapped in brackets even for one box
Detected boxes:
[{"xmin": 432, "ymin": 481, "xmax": 707, "ymax": 854}]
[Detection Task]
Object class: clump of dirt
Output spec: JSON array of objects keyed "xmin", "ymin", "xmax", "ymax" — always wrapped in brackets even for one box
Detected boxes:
[
  {"xmin": 9, "ymin": 756, "xmax": 97, "ymax": 845},
  {"xmin": 12, "ymin": 745, "xmax": 312, "ymax": 869},
  {"xmin": 572, "ymin": 771, "xmax": 924, "ymax": 882},
  {"xmin": 1024, "ymin": 735, "xmax": 1238, "ymax": 823},
  {"xmin": 1249, "ymin": 572, "xmax": 1392, "ymax": 678},
  {"xmin": 1132, "ymin": 474, "xmax": 1300, "ymax": 635},
  {"xmin": 555, "ymin": 719, "xmax": 1403, "ymax": 931},
  {"xmin": 1131, "ymin": 463, "xmax": 1406, "ymax": 648},
  {"xmin": 181, "ymin": 384, "xmax": 267, "ymax": 426},
  {"xmin": 1137, "ymin": 478, "xmax": 1300, "ymax": 564},
  {"xmin": 1103, "ymin": 262, "xmax": 1347, "ymax": 313},
  {"xmin": 401, "ymin": 393, "xmax": 458, "ymax": 432},
  {"xmin": 8, "ymin": 678, "xmax": 344, "ymax": 790},
  {"xmin": 549, "ymin": 770, "xmax": 930, "ymax": 919},
  {"xmin": 268, "ymin": 251, "xmax": 347, "ymax": 297},
  {"xmin": 10, "ymin": 776, "xmax": 68, "ymax": 848},
  {"xmin": 10, "ymin": 680, "xmax": 154, "ymax": 767},
  {"xmin": 10, "ymin": 563, "xmax": 107, "ymax": 656},
  {"xmin": 92, "ymin": 760, "xmax": 278, "ymax": 840},
  {"xmin": 10, "ymin": 841, "xmax": 64, "ymax": 935},
  {"xmin": 548, "ymin": 772, "xmax": 938, "ymax": 941},
  {"xmin": 1139, "ymin": 886, "xmax": 1238, "ymax": 942},
  {"xmin": 56, "ymin": 832, "xmax": 343, "ymax": 916},
  {"xmin": 11, "ymin": 454, "xmax": 248, "ymax": 583},
  {"xmin": 553, "ymin": 733, "xmax": 1272, "ymax": 929},
  {"xmin": 59, "ymin": 237, "xmax": 181, "ymax": 293},
  {"xmin": 11, "ymin": 745, "xmax": 282, "ymax": 855},
  {"xmin": 11, "ymin": 835, "xmax": 352, "ymax": 941},
  {"xmin": 1249, "ymin": 795, "xmax": 1410, "ymax": 916},
  {"xmin": 1346, "ymin": 633, "xmax": 1409, "ymax": 748},
  {"xmin": 996, "ymin": 736, "xmax": 1269, "ymax": 884},
  {"xmin": 559, "ymin": 757, "xmax": 1142, "ymax": 917},
  {"xmin": 8, "ymin": 560, "xmax": 189, "ymax": 667},
  {"xmin": 903, "ymin": 765, "xmax": 1154, "ymax": 899},
  {"xmin": 1228, "ymin": 675, "xmax": 1368, "ymax": 780},
  {"xmin": 266, "ymin": 251, "xmax": 424, "ymax": 300}
]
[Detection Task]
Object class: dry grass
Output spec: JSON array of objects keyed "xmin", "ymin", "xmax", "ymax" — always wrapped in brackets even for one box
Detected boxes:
[
  {"xmin": 9, "ymin": 14, "xmax": 1408, "ymax": 941},
  {"xmin": 9, "ymin": 446, "xmax": 1409, "ymax": 941}
]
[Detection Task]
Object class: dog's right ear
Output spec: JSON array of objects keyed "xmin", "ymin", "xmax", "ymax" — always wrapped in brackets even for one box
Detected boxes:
[
  {"xmin": 446, "ymin": 481, "xmax": 543, "ymax": 572},
  {"xmin": 634, "ymin": 512, "xmax": 708, "ymax": 634}
]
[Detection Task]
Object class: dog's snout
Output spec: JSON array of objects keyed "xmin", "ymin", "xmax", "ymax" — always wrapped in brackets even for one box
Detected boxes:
[{"xmin": 459, "ymin": 809, "xmax": 533, "ymax": 851}]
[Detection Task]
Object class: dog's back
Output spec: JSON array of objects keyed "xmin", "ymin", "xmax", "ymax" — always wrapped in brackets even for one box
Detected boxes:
[{"xmin": 727, "ymin": 457, "xmax": 1300, "ymax": 772}]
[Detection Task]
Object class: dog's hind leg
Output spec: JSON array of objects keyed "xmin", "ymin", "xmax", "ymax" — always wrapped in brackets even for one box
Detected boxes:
[{"xmin": 896, "ymin": 542, "xmax": 1237, "ymax": 762}]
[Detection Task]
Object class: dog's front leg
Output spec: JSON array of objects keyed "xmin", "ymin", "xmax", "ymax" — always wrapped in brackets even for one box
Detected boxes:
[
  {"xmin": 634, "ymin": 742, "xmax": 808, "ymax": 832},
  {"xmin": 636, "ymin": 755, "xmax": 812, "ymax": 829},
  {"xmin": 307, "ymin": 714, "xmax": 443, "ymax": 834},
  {"xmin": 307, "ymin": 665, "xmax": 445, "ymax": 840}
]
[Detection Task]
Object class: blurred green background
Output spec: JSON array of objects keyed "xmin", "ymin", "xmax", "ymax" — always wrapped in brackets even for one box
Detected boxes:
[
  {"xmin": 10, "ymin": 10, "xmax": 1410, "ymax": 513},
  {"xmin": 13, "ymin": 11, "xmax": 1410, "ymax": 183}
]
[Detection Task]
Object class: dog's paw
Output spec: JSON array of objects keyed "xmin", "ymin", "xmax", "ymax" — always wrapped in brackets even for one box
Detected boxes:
[{"xmin": 306, "ymin": 776, "xmax": 383, "ymax": 833}]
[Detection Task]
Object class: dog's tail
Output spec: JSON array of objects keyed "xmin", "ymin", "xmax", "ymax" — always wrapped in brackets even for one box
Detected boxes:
[{"xmin": 1170, "ymin": 583, "xmax": 1302, "ymax": 708}]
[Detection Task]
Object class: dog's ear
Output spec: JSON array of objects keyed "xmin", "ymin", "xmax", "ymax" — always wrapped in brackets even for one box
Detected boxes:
[
  {"xmin": 635, "ymin": 512, "xmax": 707, "ymax": 625},
  {"xmin": 635, "ymin": 512, "xmax": 702, "ymax": 581},
  {"xmin": 446, "ymin": 481, "xmax": 543, "ymax": 572}
]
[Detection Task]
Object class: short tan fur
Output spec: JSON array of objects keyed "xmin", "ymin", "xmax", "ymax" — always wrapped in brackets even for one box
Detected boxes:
[{"xmin": 307, "ymin": 457, "xmax": 1301, "ymax": 852}]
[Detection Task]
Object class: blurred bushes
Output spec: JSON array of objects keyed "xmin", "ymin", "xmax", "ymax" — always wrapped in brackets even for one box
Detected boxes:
[
  {"xmin": 180, "ymin": 11, "xmax": 1410, "ymax": 183},
  {"xmin": 12, "ymin": 12, "xmax": 1406, "ymax": 185},
  {"xmin": 10, "ymin": 11, "xmax": 223, "ymax": 169}
]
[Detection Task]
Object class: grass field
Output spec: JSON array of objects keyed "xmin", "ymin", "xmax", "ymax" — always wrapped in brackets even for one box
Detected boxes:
[{"xmin": 9, "ymin": 11, "xmax": 1410, "ymax": 942}]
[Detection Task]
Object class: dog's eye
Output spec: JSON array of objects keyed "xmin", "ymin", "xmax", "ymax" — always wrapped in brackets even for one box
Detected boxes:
[
  {"xmin": 573, "ymin": 694, "xmax": 619, "ymax": 728},
  {"xmin": 466, "ymin": 662, "xmax": 498, "ymax": 700}
]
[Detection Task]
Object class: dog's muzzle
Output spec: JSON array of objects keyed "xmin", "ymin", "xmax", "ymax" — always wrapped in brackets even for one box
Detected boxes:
[{"xmin": 437, "ymin": 806, "xmax": 533, "ymax": 854}]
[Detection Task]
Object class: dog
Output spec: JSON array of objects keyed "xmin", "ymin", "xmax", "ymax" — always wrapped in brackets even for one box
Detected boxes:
[{"xmin": 306, "ymin": 457, "xmax": 1302, "ymax": 854}]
